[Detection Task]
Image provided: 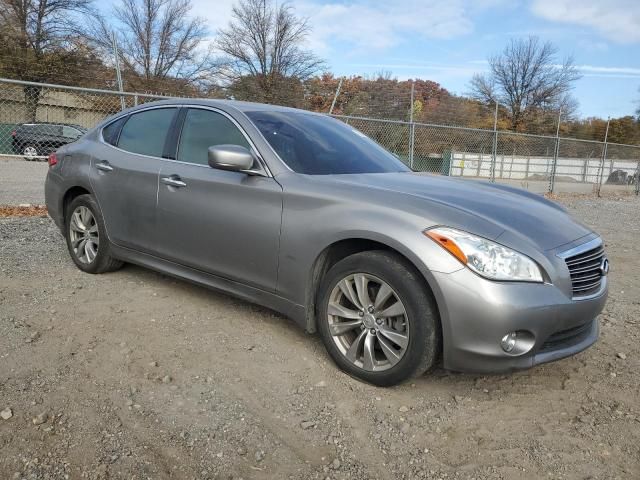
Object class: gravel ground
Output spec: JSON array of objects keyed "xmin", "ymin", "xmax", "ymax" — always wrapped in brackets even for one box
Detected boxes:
[
  {"xmin": 1, "ymin": 196, "xmax": 639, "ymax": 479},
  {"xmin": 0, "ymin": 158, "xmax": 48, "ymax": 205}
]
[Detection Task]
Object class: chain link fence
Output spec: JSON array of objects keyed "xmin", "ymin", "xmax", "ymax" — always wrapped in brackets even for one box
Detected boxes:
[
  {"xmin": 0, "ymin": 78, "xmax": 169, "ymax": 161},
  {"xmin": 1, "ymin": 77, "xmax": 639, "ymax": 196}
]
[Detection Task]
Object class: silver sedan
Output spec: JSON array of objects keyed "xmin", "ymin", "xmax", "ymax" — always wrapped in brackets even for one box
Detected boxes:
[{"xmin": 45, "ymin": 99, "xmax": 608, "ymax": 386}]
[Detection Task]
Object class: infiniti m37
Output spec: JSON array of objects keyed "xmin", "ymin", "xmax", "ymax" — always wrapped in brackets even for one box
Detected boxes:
[{"xmin": 45, "ymin": 100, "xmax": 608, "ymax": 386}]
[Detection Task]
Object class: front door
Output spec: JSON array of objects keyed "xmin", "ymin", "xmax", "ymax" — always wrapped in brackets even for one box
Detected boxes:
[{"xmin": 155, "ymin": 107, "xmax": 283, "ymax": 292}]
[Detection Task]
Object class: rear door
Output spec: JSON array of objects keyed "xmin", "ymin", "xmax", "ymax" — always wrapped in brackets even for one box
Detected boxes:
[
  {"xmin": 89, "ymin": 107, "xmax": 178, "ymax": 253},
  {"xmin": 39, "ymin": 125, "xmax": 64, "ymax": 155},
  {"xmin": 155, "ymin": 107, "xmax": 283, "ymax": 292}
]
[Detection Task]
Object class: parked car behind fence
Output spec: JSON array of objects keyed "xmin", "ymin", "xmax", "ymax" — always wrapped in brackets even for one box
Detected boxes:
[{"xmin": 11, "ymin": 123, "xmax": 86, "ymax": 160}]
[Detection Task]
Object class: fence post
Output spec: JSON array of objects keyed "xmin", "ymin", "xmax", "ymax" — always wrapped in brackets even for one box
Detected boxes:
[
  {"xmin": 596, "ymin": 118, "xmax": 610, "ymax": 197},
  {"xmin": 111, "ymin": 31, "xmax": 126, "ymax": 110},
  {"xmin": 634, "ymin": 159, "xmax": 640, "ymax": 196},
  {"xmin": 548, "ymin": 109, "xmax": 562, "ymax": 194},
  {"xmin": 408, "ymin": 81, "xmax": 415, "ymax": 169},
  {"xmin": 329, "ymin": 77, "xmax": 343, "ymax": 115},
  {"xmin": 491, "ymin": 100, "xmax": 498, "ymax": 182},
  {"xmin": 134, "ymin": 94, "xmax": 138, "ymax": 106}
]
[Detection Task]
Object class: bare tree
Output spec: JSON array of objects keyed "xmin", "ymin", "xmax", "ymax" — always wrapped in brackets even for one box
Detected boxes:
[
  {"xmin": 216, "ymin": 0, "xmax": 324, "ymax": 104},
  {"xmin": 470, "ymin": 37, "xmax": 581, "ymax": 130},
  {"xmin": 0, "ymin": 0, "xmax": 95, "ymax": 119},
  {"xmin": 89, "ymin": 0, "xmax": 216, "ymax": 92}
]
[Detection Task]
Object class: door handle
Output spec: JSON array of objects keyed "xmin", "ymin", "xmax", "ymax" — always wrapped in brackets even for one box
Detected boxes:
[
  {"xmin": 161, "ymin": 176, "xmax": 187, "ymax": 188},
  {"xmin": 96, "ymin": 161, "xmax": 113, "ymax": 172}
]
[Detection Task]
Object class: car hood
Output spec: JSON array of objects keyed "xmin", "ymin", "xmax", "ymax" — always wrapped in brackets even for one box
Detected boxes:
[{"xmin": 325, "ymin": 172, "xmax": 592, "ymax": 251}]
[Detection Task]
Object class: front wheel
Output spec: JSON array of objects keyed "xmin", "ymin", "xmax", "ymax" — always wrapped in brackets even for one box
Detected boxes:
[
  {"xmin": 317, "ymin": 250, "xmax": 440, "ymax": 387},
  {"xmin": 64, "ymin": 194, "xmax": 123, "ymax": 274}
]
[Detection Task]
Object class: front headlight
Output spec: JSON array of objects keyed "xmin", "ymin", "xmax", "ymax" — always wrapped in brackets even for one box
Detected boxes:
[{"xmin": 424, "ymin": 227, "xmax": 544, "ymax": 282}]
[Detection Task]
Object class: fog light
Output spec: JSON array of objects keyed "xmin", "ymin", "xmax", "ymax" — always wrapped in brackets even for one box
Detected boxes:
[{"xmin": 501, "ymin": 332, "xmax": 517, "ymax": 353}]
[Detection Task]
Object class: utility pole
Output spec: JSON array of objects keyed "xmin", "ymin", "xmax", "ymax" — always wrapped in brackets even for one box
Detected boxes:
[
  {"xmin": 596, "ymin": 118, "xmax": 610, "ymax": 197},
  {"xmin": 548, "ymin": 109, "xmax": 562, "ymax": 194},
  {"xmin": 409, "ymin": 80, "xmax": 415, "ymax": 169},
  {"xmin": 112, "ymin": 31, "xmax": 126, "ymax": 110},
  {"xmin": 329, "ymin": 77, "xmax": 343, "ymax": 115},
  {"xmin": 491, "ymin": 100, "xmax": 498, "ymax": 182}
]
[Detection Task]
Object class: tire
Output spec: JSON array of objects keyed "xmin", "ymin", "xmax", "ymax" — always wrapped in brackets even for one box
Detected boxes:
[
  {"xmin": 22, "ymin": 145, "xmax": 39, "ymax": 161},
  {"xmin": 317, "ymin": 250, "xmax": 440, "ymax": 387},
  {"xmin": 64, "ymin": 194, "xmax": 124, "ymax": 274}
]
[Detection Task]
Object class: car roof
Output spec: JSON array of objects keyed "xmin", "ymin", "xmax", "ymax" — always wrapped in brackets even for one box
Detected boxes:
[
  {"xmin": 19, "ymin": 122, "xmax": 86, "ymax": 129},
  {"xmin": 132, "ymin": 98, "xmax": 324, "ymax": 117}
]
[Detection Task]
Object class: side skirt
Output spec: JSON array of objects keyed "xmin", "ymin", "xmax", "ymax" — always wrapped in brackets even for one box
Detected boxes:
[{"xmin": 110, "ymin": 244, "xmax": 308, "ymax": 330}]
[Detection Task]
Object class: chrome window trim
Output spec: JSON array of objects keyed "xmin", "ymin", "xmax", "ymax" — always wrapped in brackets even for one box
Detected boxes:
[{"xmin": 98, "ymin": 104, "xmax": 272, "ymax": 178}]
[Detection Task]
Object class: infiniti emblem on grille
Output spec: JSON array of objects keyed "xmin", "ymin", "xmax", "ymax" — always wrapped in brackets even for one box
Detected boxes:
[{"xmin": 599, "ymin": 258, "xmax": 609, "ymax": 276}]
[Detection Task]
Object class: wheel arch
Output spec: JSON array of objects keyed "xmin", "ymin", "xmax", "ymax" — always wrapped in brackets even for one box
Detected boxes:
[
  {"xmin": 62, "ymin": 185, "xmax": 94, "ymax": 221},
  {"xmin": 305, "ymin": 235, "xmax": 443, "ymax": 337}
]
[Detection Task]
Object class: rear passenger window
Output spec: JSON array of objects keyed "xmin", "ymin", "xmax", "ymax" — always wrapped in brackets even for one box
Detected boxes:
[
  {"xmin": 177, "ymin": 108, "xmax": 250, "ymax": 165},
  {"xmin": 102, "ymin": 117, "xmax": 127, "ymax": 145},
  {"xmin": 118, "ymin": 108, "xmax": 176, "ymax": 157}
]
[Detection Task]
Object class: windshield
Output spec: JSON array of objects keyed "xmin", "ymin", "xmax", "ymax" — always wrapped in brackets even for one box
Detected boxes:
[{"xmin": 246, "ymin": 111, "xmax": 410, "ymax": 175}]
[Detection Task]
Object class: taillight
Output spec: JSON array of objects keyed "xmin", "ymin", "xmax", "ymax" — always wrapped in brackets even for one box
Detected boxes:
[{"xmin": 48, "ymin": 153, "xmax": 58, "ymax": 167}]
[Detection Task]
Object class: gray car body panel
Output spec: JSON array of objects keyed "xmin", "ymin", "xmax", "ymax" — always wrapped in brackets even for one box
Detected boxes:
[
  {"xmin": 155, "ymin": 161, "xmax": 283, "ymax": 292},
  {"xmin": 45, "ymin": 99, "xmax": 608, "ymax": 373}
]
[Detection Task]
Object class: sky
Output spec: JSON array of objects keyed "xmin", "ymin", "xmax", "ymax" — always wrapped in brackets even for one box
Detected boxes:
[{"xmin": 110, "ymin": 0, "xmax": 640, "ymax": 119}]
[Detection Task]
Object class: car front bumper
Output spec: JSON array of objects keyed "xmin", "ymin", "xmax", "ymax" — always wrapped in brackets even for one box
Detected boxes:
[{"xmin": 432, "ymin": 267, "xmax": 607, "ymax": 373}]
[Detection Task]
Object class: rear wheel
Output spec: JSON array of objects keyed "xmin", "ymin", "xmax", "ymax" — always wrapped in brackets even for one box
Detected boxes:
[
  {"xmin": 317, "ymin": 250, "xmax": 439, "ymax": 387},
  {"xmin": 64, "ymin": 194, "xmax": 123, "ymax": 274}
]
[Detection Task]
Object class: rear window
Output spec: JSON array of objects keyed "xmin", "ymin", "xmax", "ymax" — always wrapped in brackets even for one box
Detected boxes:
[
  {"xmin": 102, "ymin": 117, "xmax": 127, "ymax": 146},
  {"xmin": 117, "ymin": 108, "xmax": 176, "ymax": 157},
  {"xmin": 62, "ymin": 125, "xmax": 83, "ymax": 139}
]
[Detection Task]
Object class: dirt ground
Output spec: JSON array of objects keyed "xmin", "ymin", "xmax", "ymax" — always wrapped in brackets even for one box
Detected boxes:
[{"xmin": 1, "ymin": 196, "xmax": 639, "ymax": 480}]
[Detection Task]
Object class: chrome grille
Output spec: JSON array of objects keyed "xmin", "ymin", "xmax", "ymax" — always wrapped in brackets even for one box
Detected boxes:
[{"xmin": 564, "ymin": 243, "xmax": 606, "ymax": 298}]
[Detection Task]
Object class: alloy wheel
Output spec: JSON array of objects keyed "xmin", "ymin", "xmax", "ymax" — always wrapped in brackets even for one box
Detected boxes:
[
  {"xmin": 22, "ymin": 146, "xmax": 38, "ymax": 160},
  {"xmin": 69, "ymin": 206, "xmax": 99, "ymax": 264},
  {"xmin": 327, "ymin": 273, "xmax": 409, "ymax": 372}
]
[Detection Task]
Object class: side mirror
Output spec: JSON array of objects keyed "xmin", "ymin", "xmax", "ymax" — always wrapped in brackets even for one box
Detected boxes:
[{"xmin": 207, "ymin": 145, "xmax": 254, "ymax": 172}]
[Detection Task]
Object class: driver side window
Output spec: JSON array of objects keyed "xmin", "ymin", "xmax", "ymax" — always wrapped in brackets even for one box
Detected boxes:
[{"xmin": 177, "ymin": 108, "xmax": 251, "ymax": 166}]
